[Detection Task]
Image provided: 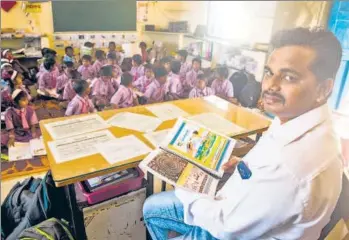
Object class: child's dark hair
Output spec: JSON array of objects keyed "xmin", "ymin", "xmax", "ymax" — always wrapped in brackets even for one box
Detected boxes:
[
  {"xmin": 81, "ymin": 55, "xmax": 92, "ymax": 62},
  {"xmin": 107, "ymin": 52, "xmax": 117, "ymax": 60},
  {"xmin": 41, "ymin": 48, "xmax": 56, "ymax": 56},
  {"xmin": 43, "ymin": 57, "xmax": 56, "ymax": 71},
  {"xmin": 120, "ymin": 72, "xmax": 133, "ymax": 86},
  {"xmin": 65, "ymin": 46, "xmax": 73, "ymax": 53},
  {"xmin": 72, "ymin": 79, "xmax": 89, "ymax": 95},
  {"xmin": 177, "ymin": 49, "xmax": 188, "ymax": 60},
  {"xmin": 95, "ymin": 50, "xmax": 105, "ymax": 60},
  {"xmin": 216, "ymin": 66, "xmax": 229, "ymax": 79},
  {"xmin": 13, "ymin": 90, "xmax": 27, "ymax": 106},
  {"xmin": 144, "ymin": 63, "xmax": 153, "ymax": 71},
  {"xmin": 192, "ymin": 57, "xmax": 202, "ymax": 65},
  {"xmin": 63, "ymin": 61, "xmax": 74, "ymax": 68},
  {"xmin": 171, "ymin": 60, "xmax": 181, "ymax": 74},
  {"xmin": 160, "ymin": 56, "xmax": 173, "ymax": 65},
  {"xmin": 70, "ymin": 69, "xmax": 81, "ymax": 79},
  {"xmin": 109, "ymin": 41, "xmax": 116, "ymax": 47},
  {"xmin": 100, "ymin": 65, "xmax": 113, "ymax": 76},
  {"xmin": 132, "ymin": 54, "xmax": 143, "ymax": 65},
  {"xmin": 139, "ymin": 42, "xmax": 147, "ymax": 49},
  {"xmin": 84, "ymin": 42, "xmax": 94, "ymax": 48},
  {"xmin": 153, "ymin": 65, "xmax": 167, "ymax": 78},
  {"xmin": 197, "ymin": 73, "xmax": 208, "ymax": 83}
]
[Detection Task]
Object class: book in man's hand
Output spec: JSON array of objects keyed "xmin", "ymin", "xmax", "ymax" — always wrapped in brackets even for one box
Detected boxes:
[{"xmin": 140, "ymin": 117, "xmax": 236, "ymax": 196}]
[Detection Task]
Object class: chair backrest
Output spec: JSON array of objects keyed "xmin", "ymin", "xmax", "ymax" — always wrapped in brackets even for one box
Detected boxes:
[{"xmin": 319, "ymin": 171, "xmax": 349, "ymax": 239}]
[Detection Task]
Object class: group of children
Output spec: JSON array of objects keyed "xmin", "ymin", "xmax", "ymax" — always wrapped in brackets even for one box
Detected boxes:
[{"xmin": 1, "ymin": 41, "xmax": 237, "ymax": 149}]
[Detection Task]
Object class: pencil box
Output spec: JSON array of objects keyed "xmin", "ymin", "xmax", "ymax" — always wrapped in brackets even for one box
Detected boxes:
[{"xmin": 76, "ymin": 167, "xmax": 144, "ymax": 205}]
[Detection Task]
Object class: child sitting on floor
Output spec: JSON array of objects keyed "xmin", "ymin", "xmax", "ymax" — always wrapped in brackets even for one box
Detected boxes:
[
  {"xmin": 106, "ymin": 52, "xmax": 122, "ymax": 78},
  {"xmin": 63, "ymin": 70, "xmax": 81, "ymax": 101},
  {"xmin": 130, "ymin": 54, "xmax": 145, "ymax": 81},
  {"xmin": 133, "ymin": 63, "xmax": 154, "ymax": 93},
  {"xmin": 78, "ymin": 55, "xmax": 96, "ymax": 81},
  {"xmin": 10, "ymin": 73, "xmax": 32, "ymax": 101},
  {"xmin": 2, "ymin": 89, "xmax": 40, "ymax": 147},
  {"xmin": 93, "ymin": 50, "xmax": 106, "ymax": 76},
  {"xmin": 37, "ymin": 56, "xmax": 59, "ymax": 98},
  {"xmin": 176, "ymin": 49, "xmax": 191, "ymax": 82},
  {"xmin": 110, "ymin": 72, "xmax": 138, "ymax": 109},
  {"xmin": 144, "ymin": 65, "xmax": 168, "ymax": 104},
  {"xmin": 56, "ymin": 61, "xmax": 75, "ymax": 96},
  {"xmin": 189, "ymin": 73, "xmax": 214, "ymax": 98},
  {"xmin": 91, "ymin": 65, "xmax": 116, "ymax": 110},
  {"xmin": 184, "ymin": 57, "xmax": 203, "ymax": 94},
  {"xmin": 65, "ymin": 79, "xmax": 95, "ymax": 116},
  {"xmin": 166, "ymin": 60, "xmax": 184, "ymax": 100},
  {"xmin": 211, "ymin": 66, "xmax": 237, "ymax": 104},
  {"xmin": 160, "ymin": 56, "xmax": 173, "ymax": 75},
  {"xmin": 63, "ymin": 46, "xmax": 77, "ymax": 65}
]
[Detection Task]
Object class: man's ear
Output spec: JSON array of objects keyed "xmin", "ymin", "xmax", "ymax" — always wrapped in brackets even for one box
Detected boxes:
[{"xmin": 316, "ymin": 78, "xmax": 334, "ymax": 103}]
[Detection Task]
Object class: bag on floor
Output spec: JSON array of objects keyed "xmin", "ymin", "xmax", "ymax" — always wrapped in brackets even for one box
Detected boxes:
[
  {"xmin": 18, "ymin": 218, "xmax": 74, "ymax": 240},
  {"xmin": 1, "ymin": 171, "xmax": 70, "ymax": 240},
  {"xmin": 237, "ymin": 75, "xmax": 261, "ymax": 108}
]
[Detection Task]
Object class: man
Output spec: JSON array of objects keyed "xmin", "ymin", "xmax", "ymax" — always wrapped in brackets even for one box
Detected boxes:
[{"xmin": 143, "ymin": 27, "xmax": 343, "ymax": 240}]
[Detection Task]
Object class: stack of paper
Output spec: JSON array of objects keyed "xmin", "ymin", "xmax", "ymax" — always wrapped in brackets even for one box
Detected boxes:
[
  {"xmin": 30, "ymin": 137, "xmax": 47, "ymax": 156},
  {"xmin": 143, "ymin": 129, "xmax": 171, "ymax": 147},
  {"xmin": 9, "ymin": 142, "xmax": 33, "ymax": 161},
  {"xmin": 146, "ymin": 103, "xmax": 190, "ymax": 121}
]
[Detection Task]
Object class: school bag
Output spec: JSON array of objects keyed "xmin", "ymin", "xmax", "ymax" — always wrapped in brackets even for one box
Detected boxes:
[
  {"xmin": 18, "ymin": 218, "xmax": 74, "ymax": 240},
  {"xmin": 237, "ymin": 74, "xmax": 261, "ymax": 108},
  {"xmin": 229, "ymin": 70, "xmax": 249, "ymax": 98},
  {"xmin": 1, "ymin": 171, "xmax": 70, "ymax": 240}
]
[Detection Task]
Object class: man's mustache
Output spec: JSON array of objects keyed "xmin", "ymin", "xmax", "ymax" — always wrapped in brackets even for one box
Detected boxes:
[{"xmin": 262, "ymin": 91, "xmax": 286, "ymax": 104}]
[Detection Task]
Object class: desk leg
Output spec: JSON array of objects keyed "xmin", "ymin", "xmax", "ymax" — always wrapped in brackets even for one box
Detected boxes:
[
  {"xmin": 64, "ymin": 184, "xmax": 87, "ymax": 240},
  {"xmin": 146, "ymin": 171, "xmax": 154, "ymax": 198},
  {"xmin": 256, "ymin": 133, "xmax": 262, "ymax": 142},
  {"xmin": 161, "ymin": 181, "xmax": 166, "ymax": 192}
]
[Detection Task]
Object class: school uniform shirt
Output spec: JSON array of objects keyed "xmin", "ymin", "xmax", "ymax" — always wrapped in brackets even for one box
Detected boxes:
[
  {"xmin": 5, "ymin": 106, "xmax": 38, "ymax": 140},
  {"xmin": 130, "ymin": 65, "xmax": 145, "ymax": 81},
  {"xmin": 37, "ymin": 64, "xmax": 60, "ymax": 79},
  {"xmin": 184, "ymin": 69, "xmax": 203, "ymax": 90},
  {"xmin": 110, "ymin": 85, "xmax": 136, "ymax": 108},
  {"xmin": 91, "ymin": 77, "xmax": 116, "ymax": 103},
  {"xmin": 111, "ymin": 77, "xmax": 120, "ymax": 91},
  {"xmin": 179, "ymin": 61, "xmax": 192, "ymax": 82},
  {"xmin": 133, "ymin": 76, "xmax": 154, "ymax": 93},
  {"xmin": 167, "ymin": 73, "xmax": 184, "ymax": 97},
  {"xmin": 63, "ymin": 54, "xmax": 76, "ymax": 64},
  {"xmin": 56, "ymin": 73, "xmax": 70, "ymax": 92},
  {"xmin": 38, "ymin": 69, "xmax": 57, "ymax": 91},
  {"xmin": 211, "ymin": 79, "xmax": 234, "ymax": 99},
  {"xmin": 77, "ymin": 65, "xmax": 96, "ymax": 80},
  {"xmin": 144, "ymin": 79, "xmax": 168, "ymax": 103},
  {"xmin": 62, "ymin": 81, "xmax": 76, "ymax": 101},
  {"xmin": 92, "ymin": 59, "xmax": 106, "ymax": 76},
  {"xmin": 334, "ymin": 89, "xmax": 349, "ymax": 140},
  {"xmin": 175, "ymin": 103, "xmax": 343, "ymax": 240},
  {"xmin": 189, "ymin": 87, "xmax": 215, "ymax": 98},
  {"xmin": 65, "ymin": 95, "xmax": 95, "ymax": 116}
]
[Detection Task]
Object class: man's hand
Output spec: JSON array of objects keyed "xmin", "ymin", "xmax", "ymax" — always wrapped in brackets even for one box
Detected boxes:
[{"xmin": 222, "ymin": 156, "xmax": 241, "ymax": 173}]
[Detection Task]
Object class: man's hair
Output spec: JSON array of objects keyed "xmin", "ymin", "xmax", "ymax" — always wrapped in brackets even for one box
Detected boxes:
[
  {"xmin": 132, "ymin": 54, "xmax": 143, "ymax": 65},
  {"xmin": 120, "ymin": 72, "xmax": 133, "ymax": 86},
  {"xmin": 271, "ymin": 27, "xmax": 342, "ymax": 80},
  {"xmin": 81, "ymin": 55, "xmax": 92, "ymax": 62},
  {"xmin": 65, "ymin": 46, "xmax": 73, "ymax": 53},
  {"xmin": 95, "ymin": 50, "xmax": 105, "ymax": 60},
  {"xmin": 153, "ymin": 65, "xmax": 167, "ymax": 78},
  {"xmin": 171, "ymin": 60, "xmax": 181, "ymax": 74},
  {"xmin": 192, "ymin": 57, "xmax": 202, "ymax": 65},
  {"xmin": 73, "ymin": 79, "xmax": 89, "ymax": 95}
]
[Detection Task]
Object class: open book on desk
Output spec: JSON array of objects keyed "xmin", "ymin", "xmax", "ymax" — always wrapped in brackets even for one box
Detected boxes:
[{"xmin": 140, "ymin": 117, "xmax": 236, "ymax": 196}]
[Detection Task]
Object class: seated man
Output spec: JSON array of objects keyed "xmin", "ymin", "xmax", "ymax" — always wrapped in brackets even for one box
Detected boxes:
[{"xmin": 143, "ymin": 27, "xmax": 344, "ymax": 240}]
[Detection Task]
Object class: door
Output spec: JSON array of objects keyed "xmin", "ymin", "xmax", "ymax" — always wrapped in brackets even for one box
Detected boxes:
[{"xmin": 328, "ymin": 1, "xmax": 349, "ymax": 109}]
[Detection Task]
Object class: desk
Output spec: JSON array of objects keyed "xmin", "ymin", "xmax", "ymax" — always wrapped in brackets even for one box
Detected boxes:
[{"xmin": 40, "ymin": 96, "xmax": 271, "ymax": 240}]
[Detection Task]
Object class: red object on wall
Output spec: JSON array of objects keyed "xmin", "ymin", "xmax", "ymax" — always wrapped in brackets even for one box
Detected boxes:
[{"xmin": 1, "ymin": 1, "xmax": 17, "ymax": 12}]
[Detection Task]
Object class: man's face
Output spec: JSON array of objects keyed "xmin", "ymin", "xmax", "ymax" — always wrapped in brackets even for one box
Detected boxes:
[{"xmin": 262, "ymin": 46, "xmax": 329, "ymax": 122}]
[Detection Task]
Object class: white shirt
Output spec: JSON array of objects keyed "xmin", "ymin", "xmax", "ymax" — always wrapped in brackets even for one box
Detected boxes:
[
  {"xmin": 176, "ymin": 104, "xmax": 343, "ymax": 240},
  {"xmin": 334, "ymin": 89, "xmax": 349, "ymax": 139}
]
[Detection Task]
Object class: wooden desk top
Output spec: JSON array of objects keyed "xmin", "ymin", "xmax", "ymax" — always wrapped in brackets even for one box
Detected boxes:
[{"xmin": 40, "ymin": 96, "xmax": 271, "ymax": 187}]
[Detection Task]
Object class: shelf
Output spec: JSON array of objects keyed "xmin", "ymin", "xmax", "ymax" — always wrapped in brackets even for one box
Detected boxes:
[{"xmin": 143, "ymin": 31, "xmax": 188, "ymax": 35}]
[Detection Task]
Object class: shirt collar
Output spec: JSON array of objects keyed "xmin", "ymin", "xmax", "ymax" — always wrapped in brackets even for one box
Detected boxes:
[{"xmin": 268, "ymin": 103, "xmax": 331, "ymax": 146}]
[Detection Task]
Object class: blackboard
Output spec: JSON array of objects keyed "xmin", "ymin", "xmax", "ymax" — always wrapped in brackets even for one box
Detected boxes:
[{"xmin": 52, "ymin": 0, "xmax": 136, "ymax": 32}]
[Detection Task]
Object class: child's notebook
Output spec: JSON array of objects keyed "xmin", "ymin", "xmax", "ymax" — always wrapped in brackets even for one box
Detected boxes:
[{"xmin": 140, "ymin": 117, "xmax": 236, "ymax": 196}]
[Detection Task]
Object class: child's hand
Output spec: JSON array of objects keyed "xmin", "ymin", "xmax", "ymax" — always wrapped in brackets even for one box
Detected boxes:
[{"xmin": 221, "ymin": 156, "xmax": 241, "ymax": 173}]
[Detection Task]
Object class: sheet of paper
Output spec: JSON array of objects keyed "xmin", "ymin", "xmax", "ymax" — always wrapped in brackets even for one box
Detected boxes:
[
  {"xmin": 143, "ymin": 129, "xmax": 171, "ymax": 147},
  {"xmin": 44, "ymin": 114, "xmax": 109, "ymax": 140},
  {"xmin": 189, "ymin": 112, "xmax": 245, "ymax": 136},
  {"xmin": 146, "ymin": 103, "xmax": 190, "ymax": 121},
  {"xmin": 107, "ymin": 112, "xmax": 162, "ymax": 133},
  {"xmin": 29, "ymin": 137, "xmax": 47, "ymax": 156},
  {"xmin": 9, "ymin": 142, "xmax": 32, "ymax": 161},
  {"xmin": 48, "ymin": 130, "xmax": 115, "ymax": 164},
  {"xmin": 96, "ymin": 135, "xmax": 152, "ymax": 165}
]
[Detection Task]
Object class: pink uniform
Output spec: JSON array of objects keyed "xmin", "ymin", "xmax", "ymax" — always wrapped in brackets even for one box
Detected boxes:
[
  {"xmin": 179, "ymin": 61, "xmax": 191, "ymax": 82},
  {"xmin": 111, "ymin": 77, "xmax": 120, "ymax": 91},
  {"xmin": 184, "ymin": 69, "xmax": 203, "ymax": 90},
  {"xmin": 91, "ymin": 77, "xmax": 116, "ymax": 105},
  {"xmin": 130, "ymin": 65, "xmax": 145, "ymax": 81},
  {"xmin": 110, "ymin": 85, "xmax": 136, "ymax": 108},
  {"xmin": 65, "ymin": 95, "xmax": 95, "ymax": 116},
  {"xmin": 167, "ymin": 73, "xmax": 184, "ymax": 97},
  {"xmin": 37, "ymin": 64, "xmax": 60, "ymax": 79},
  {"xmin": 18, "ymin": 85, "xmax": 32, "ymax": 101},
  {"xmin": 56, "ymin": 73, "xmax": 70, "ymax": 92},
  {"xmin": 144, "ymin": 79, "xmax": 168, "ymax": 103},
  {"xmin": 211, "ymin": 79, "xmax": 234, "ymax": 99},
  {"xmin": 189, "ymin": 87, "xmax": 215, "ymax": 98},
  {"xmin": 111, "ymin": 64, "xmax": 122, "ymax": 78},
  {"xmin": 78, "ymin": 65, "xmax": 96, "ymax": 80},
  {"xmin": 63, "ymin": 81, "xmax": 76, "ymax": 101},
  {"xmin": 133, "ymin": 76, "xmax": 153, "ymax": 93},
  {"xmin": 38, "ymin": 69, "xmax": 57, "ymax": 90},
  {"xmin": 93, "ymin": 59, "xmax": 106, "ymax": 75}
]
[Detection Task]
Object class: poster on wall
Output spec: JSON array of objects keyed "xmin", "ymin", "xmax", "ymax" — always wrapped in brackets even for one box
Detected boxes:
[{"xmin": 25, "ymin": 3, "xmax": 42, "ymax": 13}]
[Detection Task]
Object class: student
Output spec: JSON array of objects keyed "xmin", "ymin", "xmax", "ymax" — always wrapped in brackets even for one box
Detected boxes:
[
  {"xmin": 93, "ymin": 50, "xmax": 106, "ymax": 75},
  {"xmin": 80, "ymin": 42, "xmax": 94, "ymax": 59},
  {"xmin": 106, "ymin": 52, "xmax": 122, "ymax": 78},
  {"xmin": 10, "ymin": 73, "xmax": 32, "ymax": 101},
  {"xmin": 2, "ymin": 89, "xmax": 39, "ymax": 147},
  {"xmin": 184, "ymin": 57, "xmax": 203, "ymax": 91},
  {"xmin": 63, "ymin": 70, "xmax": 81, "ymax": 101},
  {"xmin": 144, "ymin": 65, "xmax": 168, "ymax": 104},
  {"xmin": 78, "ymin": 55, "xmax": 96, "ymax": 81},
  {"xmin": 133, "ymin": 63, "xmax": 154, "ymax": 93},
  {"xmin": 167, "ymin": 60, "xmax": 184, "ymax": 100},
  {"xmin": 63, "ymin": 46, "xmax": 76, "ymax": 64},
  {"xmin": 160, "ymin": 56, "xmax": 173, "ymax": 75},
  {"xmin": 189, "ymin": 73, "xmax": 215, "ymax": 98},
  {"xmin": 139, "ymin": 42, "xmax": 148, "ymax": 63},
  {"xmin": 2, "ymin": 49, "xmax": 33, "ymax": 85},
  {"xmin": 56, "ymin": 61, "xmax": 74, "ymax": 95},
  {"xmin": 176, "ymin": 49, "xmax": 191, "ymax": 81},
  {"xmin": 130, "ymin": 54, "xmax": 144, "ymax": 81},
  {"xmin": 110, "ymin": 72, "xmax": 138, "ymax": 109},
  {"xmin": 65, "ymin": 79, "xmax": 95, "ymax": 116},
  {"xmin": 1, "ymin": 63, "xmax": 16, "ymax": 110},
  {"xmin": 37, "ymin": 56, "xmax": 58, "ymax": 96},
  {"xmin": 211, "ymin": 66, "xmax": 237, "ymax": 103},
  {"xmin": 108, "ymin": 41, "xmax": 117, "ymax": 55},
  {"xmin": 91, "ymin": 65, "xmax": 116, "ymax": 109}
]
